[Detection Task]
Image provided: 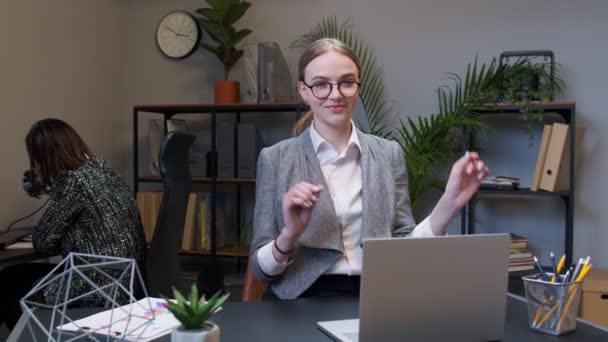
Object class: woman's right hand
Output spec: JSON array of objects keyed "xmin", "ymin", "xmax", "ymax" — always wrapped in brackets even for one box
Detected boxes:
[{"xmin": 280, "ymin": 182, "xmax": 323, "ymax": 242}]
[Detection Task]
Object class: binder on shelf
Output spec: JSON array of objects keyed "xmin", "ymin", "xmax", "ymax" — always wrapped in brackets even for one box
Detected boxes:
[
  {"xmin": 216, "ymin": 123, "xmax": 235, "ymax": 178},
  {"xmin": 237, "ymin": 122, "xmax": 263, "ymax": 178},
  {"xmin": 238, "ymin": 42, "xmax": 296, "ymax": 103},
  {"xmin": 539, "ymin": 123, "xmax": 570, "ymax": 192},
  {"xmin": 530, "ymin": 125, "xmax": 553, "ymax": 191},
  {"xmin": 241, "ymin": 43, "xmax": 258, "ymax": 103}
]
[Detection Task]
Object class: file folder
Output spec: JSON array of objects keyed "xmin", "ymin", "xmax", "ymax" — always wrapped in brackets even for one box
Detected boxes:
[
  {"xmin": 530, "ymin": 125, "xmax": 553, "ymax": 191},
  {"xmin": 539, "ymin": 123, "xmax": 569, "ymax": 192}
]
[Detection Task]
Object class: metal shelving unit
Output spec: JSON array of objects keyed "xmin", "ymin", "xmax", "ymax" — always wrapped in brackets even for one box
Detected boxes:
[
  {"xmin": 133, "ymin": 102, "xmax": 306, "ymax": 257},
  {"xmin": 461, "ymin": 101, "xmax": 576, "ymax": 263}
]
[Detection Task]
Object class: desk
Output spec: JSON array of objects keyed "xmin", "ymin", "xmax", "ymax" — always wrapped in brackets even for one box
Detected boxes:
[
  {"xmin": 0, "ymin": 248, "xmax": 43, "ymax": 269},
  {"xmin": 12, "ymin": 294, "xmax": 608, "ymax": 341}
]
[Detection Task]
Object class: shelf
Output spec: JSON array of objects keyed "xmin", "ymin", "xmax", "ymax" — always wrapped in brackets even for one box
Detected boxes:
[
  {"xmin": 473, "ymin": 102, "xmax": 575, "ymax": 121},
  {"xmin": 476, "ymin": 187, "xmax": 570, "ymax": 197},
  {"xmin": 134, "ymin": 102, "xmax": 307, "ymax": 114},
  {"xmin": 139, "ymin": 176, "xmax": 256, "ymax": 184},
  {"xmin": 179, "ymin": 246, "xmax": 250, "ymax": 257}
]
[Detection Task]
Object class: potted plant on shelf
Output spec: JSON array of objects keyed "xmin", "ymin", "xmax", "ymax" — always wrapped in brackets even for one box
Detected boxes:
[
  {"xmin": 195, "ymin": 0, "xmax": 252, "ymax": 104},
  {"xmin": 498, "ymin": 57, "xmax": 562, "ymax": 148},
  {"xmin": 164, "ymin": 284, "xmax": 229, "ymax": 342}
]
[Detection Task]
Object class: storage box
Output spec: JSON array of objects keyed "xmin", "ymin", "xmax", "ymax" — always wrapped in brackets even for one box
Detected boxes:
[{"xmin": 579, "ymin": 269, "xmax": 608, "ymax": 326}]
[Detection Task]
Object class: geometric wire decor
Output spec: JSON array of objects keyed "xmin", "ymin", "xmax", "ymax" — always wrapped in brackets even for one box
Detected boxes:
[{"xmin": 20, "ymin": 252, "xmax": 153, "ymax": 341}]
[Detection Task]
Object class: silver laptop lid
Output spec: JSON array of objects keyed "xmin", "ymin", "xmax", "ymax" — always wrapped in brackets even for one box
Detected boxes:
[{"xmin": 359, "ymin": 233, "xmax": 510, "ymax": 342}]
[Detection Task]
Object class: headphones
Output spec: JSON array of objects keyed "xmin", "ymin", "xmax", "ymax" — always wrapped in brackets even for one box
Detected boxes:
[{"xmin": 22, "ymin": 170, "xmax": 53, "ymax": 197}]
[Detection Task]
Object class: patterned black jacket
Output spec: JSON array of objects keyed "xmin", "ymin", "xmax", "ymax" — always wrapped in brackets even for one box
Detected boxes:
[{"xmin": 32, "ymin": 156, "xmax": 146, "ymax": 306}]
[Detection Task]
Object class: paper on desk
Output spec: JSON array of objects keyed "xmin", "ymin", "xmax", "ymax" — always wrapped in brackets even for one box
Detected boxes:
[
  {"xmin": 5, "ymin": 241, "xmax": 33, "ymax": 249},
  {"xmin": 56, "ymin": 297, "xmax": 223, "ymax": 342}
]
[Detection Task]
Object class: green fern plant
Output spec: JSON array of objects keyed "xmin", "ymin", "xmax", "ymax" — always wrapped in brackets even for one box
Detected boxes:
[
  {"xmin": 399, "ymin": 56, "xmax": 509, "ymax": 209},
  {"xmin": 291, "ymin": 16, "xmax": 391, "ymax": 138},
  {"xmin": 163, "ymin": 284, "xmax": 229, "ymax": 330}
]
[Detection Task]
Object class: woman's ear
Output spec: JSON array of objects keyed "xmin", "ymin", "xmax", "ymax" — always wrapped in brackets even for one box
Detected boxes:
[{"xmin": 297, "ymin": 81, "xmax": 309, "ymax": 103}]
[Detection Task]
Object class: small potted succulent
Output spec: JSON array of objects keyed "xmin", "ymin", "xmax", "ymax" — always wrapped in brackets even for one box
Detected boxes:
[{"xmin": 164, "ymin": 284, "xmax": 229, "ymax": 342}]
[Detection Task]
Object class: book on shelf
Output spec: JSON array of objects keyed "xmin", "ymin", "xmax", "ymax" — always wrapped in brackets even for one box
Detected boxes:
[
  {"xmin": 480, "ymin": 176, "xmax": 520, "ymax": 190},
  {"xmin": 193, "ymin": 192, "xmax": 237, "ymax": 252},
  {"xmin": 509, "ymin": 233, "xmax": 528, "ymax": 250},
  {"xmin": 137, "ymin": 192, "xmax": 199, "ymax": 246},
  {"xmin": 136, "ymin": 192, "xmax": 163, "ymax": 242},
  {"xmin": 508, "ymin": 233, "xmax": 534, "ymax": 272},
  {"xmin": 508, "ymin": 264, "xmax": 535, "ymax": 272},
  {"xmin": 180, "ymin": 193, "xmax": 198, "ymax": 250}
]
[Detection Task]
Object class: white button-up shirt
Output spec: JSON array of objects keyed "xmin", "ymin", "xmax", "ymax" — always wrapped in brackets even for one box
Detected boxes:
[{"xmin": 257, "ymin": 122, "xmax": 436, "ymax": 276}]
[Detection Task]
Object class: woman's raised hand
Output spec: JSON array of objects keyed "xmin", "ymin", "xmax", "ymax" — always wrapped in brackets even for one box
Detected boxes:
[{"xmin": 281, "ymin": 182, "xmax": 323, "ymax": 240}]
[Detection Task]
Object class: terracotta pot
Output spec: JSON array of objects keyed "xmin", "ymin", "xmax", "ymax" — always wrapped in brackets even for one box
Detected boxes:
[
  {"xmin": 171, "ymin": 322, "xmax": 220, "ymax": 342},
  {"xmin": 214, "ymin": 80, "xmax": 240, "ymax": 104}
]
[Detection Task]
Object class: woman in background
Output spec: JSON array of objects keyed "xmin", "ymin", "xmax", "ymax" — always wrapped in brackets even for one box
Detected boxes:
[
  {"xmin": 0, "ymin": 118, "xmax": 146, "ymax": 330},
  {"xmin": 249, "ymin": 38, "xmax": 489, "ymax": 299}
]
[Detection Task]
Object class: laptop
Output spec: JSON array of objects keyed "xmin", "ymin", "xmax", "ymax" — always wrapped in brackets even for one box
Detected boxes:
[
  {"xmin": 0, "ymin": 226, "xmax": 35, "ymax": 249},
  {"xmin": 317, "ymin": 233, "xmax": 510, "ymax": 342}
]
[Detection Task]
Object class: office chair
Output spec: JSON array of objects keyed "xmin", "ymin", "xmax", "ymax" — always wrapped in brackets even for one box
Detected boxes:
[
  {"xmin": 146, "ymin": 131, "xmax": 195, "ymax": 297},
  {"xmin": 241, "ymin": 255, "xmax": 268, "ymax": 302}
]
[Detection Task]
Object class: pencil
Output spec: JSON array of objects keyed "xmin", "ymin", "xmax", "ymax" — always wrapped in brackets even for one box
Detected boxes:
[
  {"xmin": 551, "ymin": 254, "xmax": 566, "ymax": 282},
  {"xmin": 555, "ymin": 264, "xmax": 592, "ymax": 332},
  {"xmin": 537, "ymin": 300, "xmax": 560, "ymax": 328}
]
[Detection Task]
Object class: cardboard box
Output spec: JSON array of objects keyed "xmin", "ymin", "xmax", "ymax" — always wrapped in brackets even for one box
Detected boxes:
[{"xmin": 579, "ymin": 269, "xmax": 608, "ymax": 326}]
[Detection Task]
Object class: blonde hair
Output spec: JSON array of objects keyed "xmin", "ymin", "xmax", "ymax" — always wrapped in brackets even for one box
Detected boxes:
[{"xmin": 293, "ymin": 38, "xmax": 361, "ymax": 136}]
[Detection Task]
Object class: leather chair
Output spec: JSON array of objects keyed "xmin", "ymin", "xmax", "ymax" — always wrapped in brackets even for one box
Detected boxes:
[
  {"xmin": 146, "ymin": 131, "xmax": 195, "ymax": 297},
  {"xmin": 241, "ymin": 255, "xmax": 269, "ymax": 302}
]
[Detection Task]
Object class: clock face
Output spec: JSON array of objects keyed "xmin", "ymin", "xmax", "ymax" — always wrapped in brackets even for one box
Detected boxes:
[{"xmin": 156, "ymin": 11, "xmax": 200, "ymax": 59}]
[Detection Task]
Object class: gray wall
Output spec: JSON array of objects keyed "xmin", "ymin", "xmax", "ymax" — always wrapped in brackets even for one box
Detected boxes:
[
  {"xmin": 0, "ymin": 1, "xmax": 127, "ymax": 228},
  {"xmin": 1, "ymin": 0, "xmax": 606, "ymax": 268},
  {"xmin": 125, "ymin": 0, "xmax": 608, "ymax": 267}
]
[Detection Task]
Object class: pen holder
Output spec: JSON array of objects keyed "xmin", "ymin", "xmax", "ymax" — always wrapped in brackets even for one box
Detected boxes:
[{"xmin": 523, "ymin": 273, "xmax": 582, "ymax": 336}]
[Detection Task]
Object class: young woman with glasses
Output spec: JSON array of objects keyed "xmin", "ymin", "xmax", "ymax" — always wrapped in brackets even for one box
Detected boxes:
[{"xmin": 249, "ymin": 38, "xmax": 489, "ymax": 299}]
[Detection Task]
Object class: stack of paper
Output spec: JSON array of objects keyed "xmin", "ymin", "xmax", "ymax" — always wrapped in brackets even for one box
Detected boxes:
[{"xmin": 56, "ymin": 297, "xmax": 221, "ymax": 341}]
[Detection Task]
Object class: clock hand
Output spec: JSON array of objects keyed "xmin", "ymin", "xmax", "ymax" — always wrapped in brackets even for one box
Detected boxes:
[{"xmin": 163, "ymin": 25, "xmax": 187, "ymax": 37}]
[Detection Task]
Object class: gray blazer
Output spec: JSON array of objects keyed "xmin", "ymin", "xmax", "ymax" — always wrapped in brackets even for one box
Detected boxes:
[{"xmin": 250, "ymin": 127, "xmax": 416, "ymax": 299}]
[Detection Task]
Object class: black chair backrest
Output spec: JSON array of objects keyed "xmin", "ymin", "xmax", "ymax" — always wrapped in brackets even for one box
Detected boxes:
[{"xmin": 147, "ymin": 131, "xmax": 195, "ymax": 297}]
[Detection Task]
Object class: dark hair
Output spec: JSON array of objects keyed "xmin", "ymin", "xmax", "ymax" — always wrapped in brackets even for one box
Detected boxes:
[
  {"xmin": 25, "ymin": 118, "xmax": 92, "ymax": 189},
  {"xmin": 293, "ymin": 38, "xmax": 361, "ymax": 135}
]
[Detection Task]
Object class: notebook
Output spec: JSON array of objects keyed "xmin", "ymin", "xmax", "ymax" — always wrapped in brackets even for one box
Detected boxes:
[
  {"xmin": 0, "ymin": 226, "xmax": 35, "ymax": 249},
  {"xmin": 317, "ymin": 233, "xmax": 510, "ymax": 342}
]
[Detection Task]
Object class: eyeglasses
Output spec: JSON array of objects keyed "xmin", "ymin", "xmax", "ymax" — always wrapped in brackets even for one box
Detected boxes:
[{"xmin": 302, "ymin": 80, "xmax": 361, "ymax": 99}]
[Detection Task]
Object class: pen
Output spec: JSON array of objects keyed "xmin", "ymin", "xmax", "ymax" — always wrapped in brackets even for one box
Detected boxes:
[
  {"xmin": 550, "ymin": 252, "xmax": 558, "ymax": 283},
  {"xmin": 571, "ymin": 258, "xmax": 584, "ymax": 282},
  {"xmin": 534, "ymin": 256, "xmax": 549, "ymax": 281},
  {"xmin": 561, "ymin": 269, "xmax": 570, "ymax": 284}
]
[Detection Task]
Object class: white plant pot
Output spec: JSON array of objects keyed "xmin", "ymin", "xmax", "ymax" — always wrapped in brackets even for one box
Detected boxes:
[{"xmin": 171, "ymin": 322, "xmax": 220, "ymax": 342}]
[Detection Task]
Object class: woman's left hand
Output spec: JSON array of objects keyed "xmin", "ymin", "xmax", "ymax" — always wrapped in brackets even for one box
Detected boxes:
[
  {"xmin": 429, "ymin": 151, "xmax": 489, "ymax": 235},
  {"xmin": 444, "ymin": 151, "xmax": 489, "ymax": 209}
]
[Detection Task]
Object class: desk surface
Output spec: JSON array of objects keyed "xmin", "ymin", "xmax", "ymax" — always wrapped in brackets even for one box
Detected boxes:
[
  {"xmin": 13, "ymin": 294, "xmax": 608, "ymax": 342},
  {"xmin": 0, "ymin": 248, "xmax": 42, "ymax": 268}
]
